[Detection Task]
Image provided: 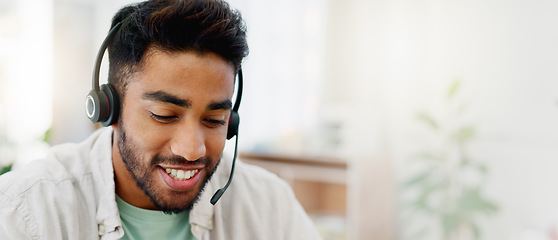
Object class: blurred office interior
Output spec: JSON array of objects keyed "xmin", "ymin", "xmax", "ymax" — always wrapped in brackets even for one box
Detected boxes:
[{"xmin": 1, "ymin": 0, "xmax": 558, "ymax": 239}]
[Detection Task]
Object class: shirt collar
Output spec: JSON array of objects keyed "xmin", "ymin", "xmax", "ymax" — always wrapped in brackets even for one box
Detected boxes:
[
  {"xmin": 90, "ymin": 128, "xmax": 124, "ymax": 238},
  {"xmin": 189, "ymin": 153, "xmax": 235, "ymax": 230},
  {"xmin": 188, "ymin": 153, "xmax": 235, "ymax": 231}
]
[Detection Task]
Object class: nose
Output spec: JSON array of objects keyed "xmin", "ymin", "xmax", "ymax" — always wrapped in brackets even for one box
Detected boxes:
[{"xmin": 170, "ymin": 124, "xmax": 207, "ymax": 161}]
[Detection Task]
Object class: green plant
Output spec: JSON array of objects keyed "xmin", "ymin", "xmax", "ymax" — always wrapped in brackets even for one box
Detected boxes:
[
  {"xmin": 404, "ymin": 80, "xmax": 498, "ymax": 240},
  {"xmin": 0, "ymin": 164, "xmax": 11, "ymax": 176}
]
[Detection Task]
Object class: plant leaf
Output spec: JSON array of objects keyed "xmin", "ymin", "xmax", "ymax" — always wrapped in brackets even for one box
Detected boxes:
[
  {"xmin": 442, "ymin": 212, "xmax": 460, "ymax": 234},
  {"xmin": 404, "ymin": 171, "xmax": 431, "ymax": 188},
  {"xmin": 447, "ymin": 80, "xmax": 461, "ymax": 100},
  {"xmin": 42, "ymin": 127, "xmax": 53, "ymax": 145},
  {"xmin": 457, "ymin": 188, "xmax": 499, "ymax": 215},
  {"xmin": 0, "ymin": 165, "xmax": 12, "ymax": 175},
  {"xmin": 476, "ymin": 163, "xmax": 489, "ymax": 175},
  {"xmin": 452, "ymin": 125, "xmax": 476, "ymax": 143},
  {"xmin": 416, "ymin": 111, "xmax": 439, "ymax": 130},
  {"xmin": 460, "ymin": 156, "xmax": 472, "ymax": 167},
  {"xmin": 412, "ymin": 197, "xmax": 432, "ymax": 213}
]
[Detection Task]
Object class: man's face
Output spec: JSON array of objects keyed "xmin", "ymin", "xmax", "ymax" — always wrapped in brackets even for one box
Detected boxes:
[{"xmin": 112, "ymin": 49, "xmax": 235, "ymax": 213}]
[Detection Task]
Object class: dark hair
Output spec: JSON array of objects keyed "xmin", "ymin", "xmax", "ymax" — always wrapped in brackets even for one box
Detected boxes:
[{"xmin": 107, "ymin": 0, "xmax": 249, "ymax": 93}]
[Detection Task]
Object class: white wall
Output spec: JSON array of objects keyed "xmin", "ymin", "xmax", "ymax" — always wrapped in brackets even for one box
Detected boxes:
[
  {"xmin": 329, "ymin": 0, "xmax": 558, "ymax": 239},
  {"xmin": 0, "ymin": 0, "xmax": 53, "ymax": 167},
  {"xmin": 227, "ymin": 0, "xmax": 330, "ymax": 155}
]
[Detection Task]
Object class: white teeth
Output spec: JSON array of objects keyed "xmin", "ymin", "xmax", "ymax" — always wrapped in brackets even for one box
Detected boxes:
[
  {"xmin": 176, "ymin": 170, "xmax": 185, "ymax": 179},
  {"xmin": 164, "ymin": 168, "xmax": 199, "ymax": 181}
]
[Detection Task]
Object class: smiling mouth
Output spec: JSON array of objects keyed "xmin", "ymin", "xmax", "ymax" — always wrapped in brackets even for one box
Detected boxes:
[{"xmin": 164, "ymin": 168, "xmax": 199, "ymax": 181}]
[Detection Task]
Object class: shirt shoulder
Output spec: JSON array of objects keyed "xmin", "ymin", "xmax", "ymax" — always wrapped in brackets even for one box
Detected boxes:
[
  {"xmin": 218, "ymin": 160, "xmax": 294, "ymax": 204},
  {"xmin": 213, "ymin": 160, "xmax": 322, "ymax": 239},
  {"xmin": 0, "ymin": 128, "xmax": 113, "ymax": 239},
  {"xmin": 0, "ymin": 128, "xmax": 111, "ymax": 197},
  {"xmin": 0, "ymin": 140, "xmax": 91, "ymax": 199}
]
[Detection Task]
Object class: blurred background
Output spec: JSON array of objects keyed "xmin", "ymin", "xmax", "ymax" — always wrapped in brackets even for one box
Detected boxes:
[{"xmin": 1, "ymin": 0, "xmax": 558, "ymax": 239}]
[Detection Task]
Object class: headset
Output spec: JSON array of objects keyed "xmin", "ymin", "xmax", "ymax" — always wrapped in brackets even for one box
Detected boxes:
[{"xmin": 85, "ymin": 21, "xmax": 242, "ymax": 205}]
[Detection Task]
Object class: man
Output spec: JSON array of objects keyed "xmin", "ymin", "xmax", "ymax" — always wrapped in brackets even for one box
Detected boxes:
[{"xmin": 0, "ymin": 0, "xmax": 321, "ymax": 239}]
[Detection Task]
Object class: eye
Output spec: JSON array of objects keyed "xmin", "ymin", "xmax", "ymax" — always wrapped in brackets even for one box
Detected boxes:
[
  {"xmin": 204, "ymin": 118, "xmax": 226, "ymax": 128},
  {"xmin": 150, "ymin": 112, "xmax": 178, "ymax": 123}
]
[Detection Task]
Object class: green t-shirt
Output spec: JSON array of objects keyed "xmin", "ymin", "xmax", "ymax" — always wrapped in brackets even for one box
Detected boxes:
[{"xmin": 116, "ymin": 195, "xmax": 196, "ymax": 240}]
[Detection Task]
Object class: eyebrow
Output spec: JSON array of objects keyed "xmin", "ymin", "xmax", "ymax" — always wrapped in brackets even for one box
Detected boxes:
[
  {"xmin": 143, "ymin": 91, "xmax": 191, "ymax": 108},
  {"xmin": 143, "ymin": 90, "xmax": 232, "ymax": 111},
  {"xmin": 207, "ymin": 99, "xmax": 233, "ymax": 111}
]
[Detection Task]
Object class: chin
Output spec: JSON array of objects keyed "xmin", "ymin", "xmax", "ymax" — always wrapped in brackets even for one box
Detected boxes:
[{"xmin": 150, "ymin": 171, "xmax": 211, "ymax": 214}]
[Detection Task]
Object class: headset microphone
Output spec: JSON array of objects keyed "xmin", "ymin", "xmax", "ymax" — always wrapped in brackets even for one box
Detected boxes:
[
  {"xmin": 211, "ymin": 134, "xmax": 239, "ymax": 205},
  {"xmin": 211, "ymin": 70, "xmax": 243, "ymax": 205}
]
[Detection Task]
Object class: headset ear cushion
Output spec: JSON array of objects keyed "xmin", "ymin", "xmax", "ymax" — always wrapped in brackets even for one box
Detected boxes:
[
  {"xmin": 227, "ymin": 111, "xmax": 240, "ymax": 140},
  {"xmin": 100, "ymin": 84, "xmax": 120, "ymax": 127},
  {"xmin": 85, "ymin": 89, "xmax": 109, "ymax": 124}
]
